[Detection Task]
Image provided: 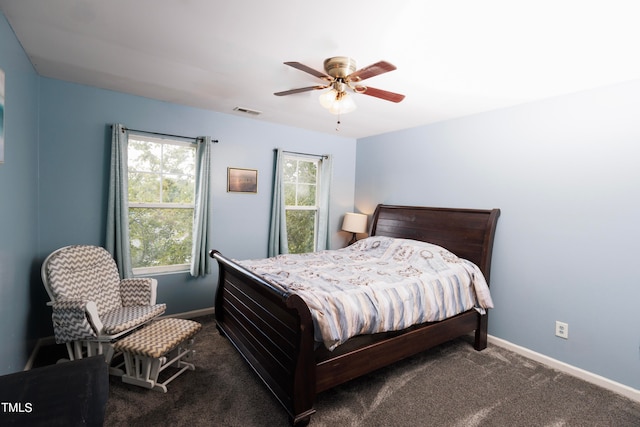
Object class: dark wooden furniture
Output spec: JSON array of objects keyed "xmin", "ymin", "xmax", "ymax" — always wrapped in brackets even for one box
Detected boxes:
[{"xmin": 210, "ymin": 204, "xmax": 500, "ymax": 426}]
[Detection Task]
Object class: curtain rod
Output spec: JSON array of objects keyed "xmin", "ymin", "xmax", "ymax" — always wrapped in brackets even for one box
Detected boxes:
[
  {"xmin": 281, "ymin": 150, "xmax": 328, "ymax": 159},
  {"xmin": 114, "ymin": 125, "xmax": 218, "ymax": 143}
]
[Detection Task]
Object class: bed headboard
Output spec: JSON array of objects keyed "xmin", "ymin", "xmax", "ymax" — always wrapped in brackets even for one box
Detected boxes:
[{"xmin": 370, "ymin": 204, "xmax": 500, "ymax": 283}]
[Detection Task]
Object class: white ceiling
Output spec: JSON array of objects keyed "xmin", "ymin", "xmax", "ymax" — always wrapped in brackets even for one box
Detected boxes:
[{"xmin": 2, "ymin": 0, "xmax": 639, "ymax": 139}]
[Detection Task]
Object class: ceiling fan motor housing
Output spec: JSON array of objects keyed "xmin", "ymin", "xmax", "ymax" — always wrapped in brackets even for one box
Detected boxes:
[{"xmin": 324, "ymin": 57, "xmax": 357, "ymax": 79}]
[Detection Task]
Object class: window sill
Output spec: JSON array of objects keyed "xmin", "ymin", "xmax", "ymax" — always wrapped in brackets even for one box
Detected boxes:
[{"xmin": 133, "ymin": 264, "xmax": 190, "ymax": 276}]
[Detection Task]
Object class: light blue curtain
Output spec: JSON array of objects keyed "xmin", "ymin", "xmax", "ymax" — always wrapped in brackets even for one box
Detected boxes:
[
  {"xmin": 190, "ymin": 136, "xmax": 213, "ymax": 277},
  {"xmin": 105, "ymin": 124, "xmax": 133, "ymax": 278},
  {"xmin": 268, "ymin": 149, "xmax": 288, "ymax": 257},
  {"xmin": 316, "ymin": 154, "xmax": 333, "ymax": 251}
]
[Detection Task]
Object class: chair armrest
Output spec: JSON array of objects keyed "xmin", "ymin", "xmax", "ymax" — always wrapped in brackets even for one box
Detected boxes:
[
  {"xmin": 119, "ymin": 278, "xmax": 158, "ymax": 306},
  {"xmin": 51, "ymin": 300, "xmax": 100, "ymax": 343}
]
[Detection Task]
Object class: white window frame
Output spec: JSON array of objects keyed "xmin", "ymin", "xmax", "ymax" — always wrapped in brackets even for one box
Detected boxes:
[
  {"xmin": 283, "ymin": 154, "xmax": 320, "ymax": 252},
  {"xmin": 128, "ymin": 134, "xmax": 196, "ymax": 275}
]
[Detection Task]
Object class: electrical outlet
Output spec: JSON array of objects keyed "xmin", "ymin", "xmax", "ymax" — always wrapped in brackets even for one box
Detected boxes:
[{"xmin": 555, "ymin": 321, "xmax": 569, "ymax": 339}]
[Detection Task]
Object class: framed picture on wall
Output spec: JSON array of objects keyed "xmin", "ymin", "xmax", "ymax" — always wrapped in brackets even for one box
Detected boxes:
[{"xmin": 227, "ymin": 167, "xmax": 258, "ymax": 193}]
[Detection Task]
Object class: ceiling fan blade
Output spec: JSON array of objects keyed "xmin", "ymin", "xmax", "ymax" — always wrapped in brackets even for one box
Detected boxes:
[
  {"xmin": 348, "ymin": 61, "xmax": 397, "ymax": 82},
  {"xmin": 284, "ymin": 62, "xmax": 332, "ymax": 80},
  {"xmin": 274, "ymin": 85, "xmax": 328, "ymax": 96},
  {"xmin": 355, "ymin": 86, "xmax": 405, "ymax": 103}
]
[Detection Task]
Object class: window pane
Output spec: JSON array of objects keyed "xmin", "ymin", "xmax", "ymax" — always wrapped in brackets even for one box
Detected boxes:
[
  {"xmin": 286, "ymin": 210, "xmax": 316, "ymax": 254},
  {"xmin": 162, "ymin": 174, "xmax": 195, "ymax": 203},
  {"xmin": 296, "ymin": 183, "xmax": 316, "ymax": 206},
  {"xmin": 129, "ymin": 207, "xmax": 193, "ymax": 268},
  {"xmin": 283, "ymin": 159, "xmax": 297, "ymax": 182},
  {"xmin": 163, "ymin": 144, "xmax": 196, "ymax": 175},
  {"xmin": 128, "ymin": 172, "xmax": 161, "ymax": 203},
  {"xmin": 129, "ymin": 139, "xmax": 161, "ymax": 172},
  {"xmin": 284, "ymin": 182, "xmax": 296, "ymax": 206},
  {"xmin": 297, "ymin": 161, "xmax": 317, "ymax": 183}
]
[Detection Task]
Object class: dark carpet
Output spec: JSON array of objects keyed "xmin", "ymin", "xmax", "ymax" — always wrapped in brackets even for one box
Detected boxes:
[{"xmin": 104, "ymin": 315, "xmax": 640, "ymax": 426}]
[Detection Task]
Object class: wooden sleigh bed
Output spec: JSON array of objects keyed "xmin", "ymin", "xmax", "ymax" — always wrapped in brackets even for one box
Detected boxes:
[{"xmin": 210, "ymin": 204, "xmax": 500, "ymax": 425}]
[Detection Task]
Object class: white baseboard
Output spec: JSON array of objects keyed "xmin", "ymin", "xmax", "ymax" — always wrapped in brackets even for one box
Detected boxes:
[
  {"xmin": 488, "ymin": 335, "xmax": 640, "ymax": 403},
  {"xmin": 25, "ymin": 307, "xmax": 216, "ymax": 371}
]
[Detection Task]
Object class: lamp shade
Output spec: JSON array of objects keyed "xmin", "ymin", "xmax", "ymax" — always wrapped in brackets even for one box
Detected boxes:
[{"xmin": 341, "ymin": 212, "xmax": 367, "ymax": 234}]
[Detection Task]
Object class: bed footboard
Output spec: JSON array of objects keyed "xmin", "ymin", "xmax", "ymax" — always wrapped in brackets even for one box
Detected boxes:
[{"xmin": 210, "ymin": 250, "xmax": 316, "ymax": 426}]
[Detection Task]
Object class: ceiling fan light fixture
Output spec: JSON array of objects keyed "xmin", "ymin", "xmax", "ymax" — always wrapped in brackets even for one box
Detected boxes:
[
  {"xmin": 319, "ymin": 88, "xmax": 338, "ymax": 109},
  {"xmin": 319, "ymin": 89, "xmax": 357, "ymax": 115}
]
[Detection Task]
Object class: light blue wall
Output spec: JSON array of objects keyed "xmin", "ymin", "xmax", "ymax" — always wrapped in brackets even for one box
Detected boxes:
[
  {"xmin": 37, "ymin": 77, "xmax": 357, "ymax": 319},
  {"xmin": 0, "ymin": 12, "xmax": 40, "ymax": 374},
  {"xmin": 355, "ymin": 79, "xmax": 640, "ymax": 390}
]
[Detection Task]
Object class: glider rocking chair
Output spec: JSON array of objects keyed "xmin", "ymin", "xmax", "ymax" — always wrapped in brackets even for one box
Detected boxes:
[{"xmin": 41, "ymin": 245, "xmax": 166, "ymax": 373}]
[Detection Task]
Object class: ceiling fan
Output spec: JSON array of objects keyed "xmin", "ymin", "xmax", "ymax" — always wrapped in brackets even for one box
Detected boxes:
[{"xmin": 274, "ymin": 57, "xmax": 405, "ymax": 115}]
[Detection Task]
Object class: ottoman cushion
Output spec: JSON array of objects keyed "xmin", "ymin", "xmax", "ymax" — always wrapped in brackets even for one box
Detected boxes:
[{"xmin": 114, "ymin": 318, "xmax": 201, "ymax": 358}]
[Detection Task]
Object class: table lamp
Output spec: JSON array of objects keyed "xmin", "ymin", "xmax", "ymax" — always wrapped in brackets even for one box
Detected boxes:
[{"xmin": 341, "ymin": 212, "xmax": 368, "ymax": 245}]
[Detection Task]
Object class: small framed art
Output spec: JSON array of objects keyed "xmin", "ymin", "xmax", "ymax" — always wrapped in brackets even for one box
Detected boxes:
[{"xmin": 227, "ymin": 167, "xmax": 258, "ymax": 193}]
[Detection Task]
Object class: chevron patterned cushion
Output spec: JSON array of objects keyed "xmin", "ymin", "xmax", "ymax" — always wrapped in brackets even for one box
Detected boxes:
[
  {"xmin": 51, "ymin": 300, "xmax": 97, "ymax": 343},
  {"xmin": 101, "ymin": 304, "xmax": 167, "ymax": 335},
  {"xmin": 120, "ymin": 278, "xmax": 154, "ymax": 306},
  {"xmin": 46, "ymin": 245, "xmax": 122, "ymax": 316},
  {"xmin": 113, "ymin": 318, "xmax": 202, "ymax": 358}
]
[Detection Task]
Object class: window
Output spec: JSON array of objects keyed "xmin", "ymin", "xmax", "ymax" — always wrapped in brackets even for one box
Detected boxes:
[
  {"xmin": 283, "ymin": 155, "xmax": 320, "ymax": 254},
  {"xmin": 268, "ymin": 149, "xmax": 331, "ymax": 257},
  {"xmin": 127, "ymin": 134, "xmax": 196, "ymax": 274}
]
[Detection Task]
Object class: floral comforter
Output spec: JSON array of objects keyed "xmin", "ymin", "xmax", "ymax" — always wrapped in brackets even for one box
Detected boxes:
[{"xmin": 238, "ymin": 236, "xmax": 494, "ymax": 351}]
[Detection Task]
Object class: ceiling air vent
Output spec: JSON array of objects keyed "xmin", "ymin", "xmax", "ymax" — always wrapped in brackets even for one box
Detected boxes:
[{"xmin": 233, "ymin": 107, "xmax": 262, "ymax": 116}]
